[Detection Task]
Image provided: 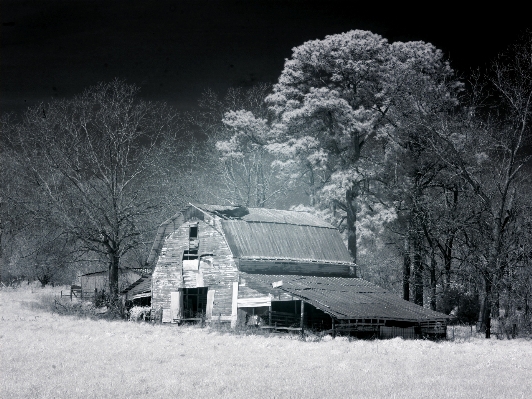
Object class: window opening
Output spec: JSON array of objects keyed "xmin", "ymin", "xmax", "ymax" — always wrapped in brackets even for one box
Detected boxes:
[
  {"xmin": 189, "ymin": 226, "xmax": 198, "ymax": 239},
  {"xmin": 182, "ymin": 250, "xmax": 198, "ymax": 261},
  {"xmin": 189, "ymin": 224, "xmax": 199, "ymax": 249}
]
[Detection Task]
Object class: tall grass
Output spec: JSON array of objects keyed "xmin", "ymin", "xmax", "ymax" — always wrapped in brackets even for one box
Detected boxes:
[{"xmin": 1, "ymin": 284, "xmax": 531, "ymax": 399}]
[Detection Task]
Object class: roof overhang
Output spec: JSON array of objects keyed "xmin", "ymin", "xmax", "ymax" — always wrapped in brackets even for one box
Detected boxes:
[{"xmin": 239, "ymin": 273, "xmax": 452, "ymax": 323}]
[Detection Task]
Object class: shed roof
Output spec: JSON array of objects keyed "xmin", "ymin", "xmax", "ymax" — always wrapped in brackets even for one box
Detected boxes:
[
  {"xmin": 241, "ymin": 273, "xmax": 450, "ymax": 322},
  {"xmin": 122, "ymin": 275, "xmax": 152, "ymax": 298}
]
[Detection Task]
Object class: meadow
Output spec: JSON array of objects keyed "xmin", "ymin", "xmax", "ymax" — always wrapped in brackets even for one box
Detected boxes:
[{"xmin": 1, "ymin": 285, "xmax": 531, "ymax": 399}]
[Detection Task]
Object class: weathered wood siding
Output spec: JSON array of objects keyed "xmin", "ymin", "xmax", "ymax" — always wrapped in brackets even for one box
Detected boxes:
[
  {"xmin": 81, "ymin": 270, "xmax": 141, "ymax": 299},
  {"xmin": 151, "ymin": 221, "xmax": 189, "ymax": 312},
  {"xmin": 151, "ymin": 216, "xmax": 238, "ymax": 319}
]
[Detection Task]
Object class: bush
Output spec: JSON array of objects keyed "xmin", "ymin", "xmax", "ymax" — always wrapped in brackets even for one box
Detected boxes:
[{"xmin": 129, "ymin": 306, "xmax": 151, "ymax": 322}]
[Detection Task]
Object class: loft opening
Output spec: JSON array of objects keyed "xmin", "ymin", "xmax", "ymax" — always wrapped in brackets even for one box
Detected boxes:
[
  {"xmin": 183, "ymin": 249, "xmax": 198, "ymax": 260},
  {"xmin": 189, "ymin": 225, "xmax": 198, "ymax": 239}
]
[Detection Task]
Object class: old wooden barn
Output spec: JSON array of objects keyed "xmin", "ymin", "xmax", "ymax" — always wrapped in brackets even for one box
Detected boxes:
[{"xmin": 141, "ymin": 203, "xmax": 449, "ymax": 338}]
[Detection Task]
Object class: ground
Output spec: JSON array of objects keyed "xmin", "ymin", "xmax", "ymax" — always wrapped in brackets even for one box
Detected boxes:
[{"xmin": 1, "ymin": 284, "xmax": 531, "ymax": 399}]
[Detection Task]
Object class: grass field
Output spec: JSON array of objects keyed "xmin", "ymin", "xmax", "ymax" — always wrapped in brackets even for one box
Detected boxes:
[{"xmin": 1, "ymin": 285, "xmax": 531, "ymax": 399}]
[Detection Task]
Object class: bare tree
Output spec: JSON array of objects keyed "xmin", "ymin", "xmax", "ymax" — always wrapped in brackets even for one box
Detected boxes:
[
  {"xmin": 429, "ymin": 33, "xmax": 532, "ymax": 337},
  {"xmin": 2, "ymin": 80, "xmax": 184, "ymax": 303}
]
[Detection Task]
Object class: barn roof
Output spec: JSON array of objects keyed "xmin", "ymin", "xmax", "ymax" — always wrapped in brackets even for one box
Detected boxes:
[
  {"xmin": 222, "ymin": 220, "xmax": 352, "ymax": 262},
  {"xmin": 147, "ymin": 204, "xmax": 355, "ymax": 267},
  {"xmin": 194, "ymin": 204, "xmax": 333, "ymax": 228},
  {"xmin": 241, "ymin": 273, "xmax": 450, "ymax": 322},
  {"xmin": 193, "ymin": 204, "xmax": 353, "ymax": 263}
]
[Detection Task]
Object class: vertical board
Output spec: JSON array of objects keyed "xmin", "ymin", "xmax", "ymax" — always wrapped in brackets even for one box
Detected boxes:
[
  {"xmin": 231, "ymin": 281, "xmax": 238, "ymax": 328},
  {"xmin": 170, "ymin": 291, "xmax": 182, "ymax": 320},
  {"xmin": 197, "ymin": 270, "xmax": 204, "ymax": 287},
  {"xmin": 162, "ymin": 308, "xmax": 172, "ymax": 323},
  {"xmin": 206, "ymin": 289, "xmax": 215, "ymax": 319}
]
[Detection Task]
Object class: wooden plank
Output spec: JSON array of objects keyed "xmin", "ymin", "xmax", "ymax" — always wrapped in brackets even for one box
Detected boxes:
[
  {"xmin": 196, "ymin": 270, "xmax": 204, "ymax": 287},
  {"xmin": 259, "ymin": 326, "xmax": 302, "ymax": 331},
  {"xmin": 237, "ymin": 296, "xmax": 271, "ymax": 308},
  {"xmin": 162, "ymin": 308, "xmax": 172, "ymax": 323},
  {"xmin": 206, "ymin": 289, "xmax": 215, "ymax": 319},
  {"xmin": 170, "ymin": 291, "xmax": 182, "ymax": 320},
  {"xmin": 231, "ymin": 281, "xmax": 238, "ymax": 328}
]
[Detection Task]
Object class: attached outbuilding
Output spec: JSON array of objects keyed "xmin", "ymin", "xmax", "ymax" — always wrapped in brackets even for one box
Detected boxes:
[
  {"xmin": 145, "ymin": 203, "xmax": 450, "ymax": 338},
  {"xmin": 80, "ymin": 267, "xmax": 148, "ymax": 300}
]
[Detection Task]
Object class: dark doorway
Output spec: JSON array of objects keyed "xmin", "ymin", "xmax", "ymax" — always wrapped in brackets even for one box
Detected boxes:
[{"xmin": 182, "ymin": 287, "xmax": 208, "ymax": 318}]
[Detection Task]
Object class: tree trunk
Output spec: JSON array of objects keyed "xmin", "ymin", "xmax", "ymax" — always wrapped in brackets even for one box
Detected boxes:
[
  {"xmin": 479, "ymin": 277, "xmax": 492, "ymax": 339},
  {"xmin": 430, "ymin": 250, "xmax": 437, "ymax": 311},
  {"xmin": 413, "ymin": 244, "xmax": 424, "ymax": 306},
  {"xmin": 403, "ymin": 235, "xmax": 411, "ymax": 301},
  {"xmin": 345, "ymin": 188, "xmax": 357, "ymax": 264},
  {"xmin": 443, "ymin": 235, "xmax": 454, "ymax": 293},
  {"xmin": 412, "ymin": 210, "xmax": 424, "ymax": 306},
  {"xmin": 109, "ymin": 251, "xmax": 120, "ymax": 305}
]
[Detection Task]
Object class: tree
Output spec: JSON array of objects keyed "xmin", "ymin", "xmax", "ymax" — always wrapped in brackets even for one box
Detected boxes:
[
  {"xmin": 189, "ymin": 84, "xmax": 293, "ymax": 208},
  {"xmin": 2, "ymin": 80, "xmax": 184, "ymax": 302},
  {"xmin": 265, "ymin": 30, "xmax": 458, "ymax": 265},
  {"xmin": 429, "ymin": 33, "xmax": 532, "ymax": 337}
]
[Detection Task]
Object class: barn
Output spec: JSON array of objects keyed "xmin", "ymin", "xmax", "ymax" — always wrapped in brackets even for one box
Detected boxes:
[{"xmin": 146, "ymin": 203, "xmax": 450, "ymax": 338}]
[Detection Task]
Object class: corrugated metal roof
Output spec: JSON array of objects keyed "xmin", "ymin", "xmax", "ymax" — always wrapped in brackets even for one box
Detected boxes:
[
  {"xmin": 193, "ymin": 204, "xmax": 333, "ymax": 228},
  {"xmin": 241, "ymin": 273, "xmax": 450, "ymax": 322},
  {"xmin": 147, "ymin": 204, "xmax": 353, "ymax": 268},
  {"xmin": 222, "ymin": 220, "xmax": 352, "ymax": 262}
]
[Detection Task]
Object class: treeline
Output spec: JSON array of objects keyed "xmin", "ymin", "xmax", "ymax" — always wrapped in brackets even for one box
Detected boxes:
[{"xmin": 1, "ymin": 30, "xmax": 531, "ymax": 337}]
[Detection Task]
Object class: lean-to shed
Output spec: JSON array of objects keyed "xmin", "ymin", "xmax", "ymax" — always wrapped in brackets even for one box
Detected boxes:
[{"xmin": 147, "ymin": 203, "xmax": 450, "ymax": 338}]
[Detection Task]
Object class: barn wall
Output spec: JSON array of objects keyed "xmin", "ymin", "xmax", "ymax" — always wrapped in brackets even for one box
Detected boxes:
[
  {"xmin": 151, "ymin": 222, "xmax": 190, "ymax": 313},
  {"xmin": 151, "ymin": 217, "xmax": 238, "ymax": 320}
]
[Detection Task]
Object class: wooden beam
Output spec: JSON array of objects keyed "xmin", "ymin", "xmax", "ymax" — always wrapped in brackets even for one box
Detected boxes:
[
  {"xmin": 170, "ymin": 291, "xmax": 182, "ymax": 320},
  {"xmin": 300, "ymin": 300, "xmax": 305, "ymax": 332},
  {"xmin": 206, "ymin": 289, "xmax": 215, "ymax": 320},
  {"xmin": 231, "ymin": 281, "xmax": 238, "ymax": 328}
]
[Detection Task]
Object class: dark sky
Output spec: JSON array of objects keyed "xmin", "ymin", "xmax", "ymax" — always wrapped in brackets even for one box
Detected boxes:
[{"xmin": 1, "ymin": 0, "xmax": 529, "ymax": 117}]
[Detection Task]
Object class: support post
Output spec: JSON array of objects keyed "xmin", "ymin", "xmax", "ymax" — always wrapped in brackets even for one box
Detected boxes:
[
  {"xmin": 332, "ymin": 316, "xmax": 335, "ymax": 338},
  {"xmin": 268, "ymin": 305, "xmax": 272, "ymax": 326},
  {"xmin": 231, "ymin": 281, "xmax": 238, "ymax": 328},
  {"xmin": 300, "ymin": 300, "xmax": 305, "ymax": 333}
]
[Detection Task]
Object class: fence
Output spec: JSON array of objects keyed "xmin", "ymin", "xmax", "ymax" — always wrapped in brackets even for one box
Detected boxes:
[
  {"xmin": 446, "ymin": 324, "xmax": 529, "ymax": 340},
  {"xmin": 60, "ymin": 285, "xmax": 82, "ymax": 301}
]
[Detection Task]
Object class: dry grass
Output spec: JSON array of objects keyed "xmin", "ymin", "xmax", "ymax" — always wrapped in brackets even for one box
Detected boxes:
[{"xmin": 1, "ymin": 285, "xmax": 531, "ymax": 399}]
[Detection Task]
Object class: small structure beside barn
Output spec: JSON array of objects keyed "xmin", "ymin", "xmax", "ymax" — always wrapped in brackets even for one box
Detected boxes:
[
  {"xmin": 142, "ymin": 203, "xmax": 450, "ymax": 338},
  {"xmin": 80, "ymin": 267, "xmax": 149, "ymax": 300}
]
